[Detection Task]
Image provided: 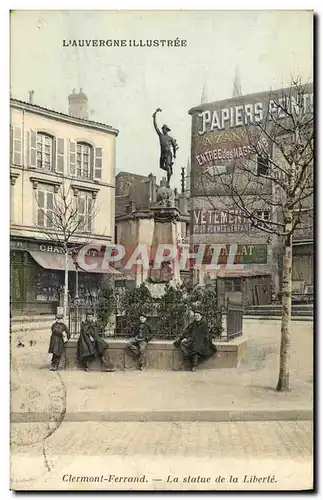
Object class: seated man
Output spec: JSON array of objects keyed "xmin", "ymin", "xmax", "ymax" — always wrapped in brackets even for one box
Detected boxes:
[
  {"xmin": 126, "ymin": 314, "xmax": 153, "ymax": 370},
  {"xmin": 77, "ymin": 311, "xmax": 112, "ymax": 372},
  {"xmin": 173, "ymin": 310, "xmax": 217, "ymax": 371}
]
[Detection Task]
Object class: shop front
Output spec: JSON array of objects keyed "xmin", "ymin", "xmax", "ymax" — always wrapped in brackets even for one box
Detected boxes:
[{"xmin": 10, "ymin": 237, "xmax": 108, "ymax": 316}]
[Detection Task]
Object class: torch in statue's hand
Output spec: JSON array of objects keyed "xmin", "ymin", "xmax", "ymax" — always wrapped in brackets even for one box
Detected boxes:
[{"xmin": 153, "ymin": 108, "xmax": 162, "ymax": 117}]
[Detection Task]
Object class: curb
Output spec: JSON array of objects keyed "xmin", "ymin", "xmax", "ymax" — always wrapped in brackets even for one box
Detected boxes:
[
  {"xmin": 11, "ymin": 409, "xmax": 313, "ymax": 423},
  {"xmin": 243, "ymin": 316, "xmax": 313, "ymax": 322}
]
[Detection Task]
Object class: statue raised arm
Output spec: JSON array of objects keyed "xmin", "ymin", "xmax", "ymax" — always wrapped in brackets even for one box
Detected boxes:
[
  {"xmin": 153, "ymin": 108, "xmax": 162, "ymax": 136},
  {"xmin": 152, "ymin": 108, "xmax": 179, "ymax": 187}
]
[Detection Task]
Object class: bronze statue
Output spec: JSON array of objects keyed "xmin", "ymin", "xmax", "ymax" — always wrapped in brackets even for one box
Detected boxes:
[{"xmin": 153, "ymin": 108, "xmax": 179, "ymax": 187}]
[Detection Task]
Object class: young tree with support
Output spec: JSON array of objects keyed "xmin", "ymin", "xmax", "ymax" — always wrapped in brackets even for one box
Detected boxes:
[
  {"xmin": 34, "ymin": 182, "xmax": 98, "ymax": 321},
  {"xmin": 200, "ymin": 79, "xmax": 313, "ymax": 392}
]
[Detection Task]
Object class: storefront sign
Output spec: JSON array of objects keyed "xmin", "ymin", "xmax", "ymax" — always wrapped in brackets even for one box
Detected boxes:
[
  {"xmin": 193, "ymin": 208, "xmax": 258, "ymax": 234},
  {"xmin": 199, "ymin": 244, "xmax": 268, "ymax": 265},
  {"xmin": 10, "ymin": 238, "xmax": 107, "ymax": 257}
]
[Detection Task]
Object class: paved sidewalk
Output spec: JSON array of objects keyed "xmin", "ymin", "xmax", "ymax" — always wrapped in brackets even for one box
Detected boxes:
[
  {"xmin": 10, "ymin": 320, "xmax": 314, "ymax": 490},
  {"xmin": 11, "ymin": 319, "xmax": 313, "ymax": 420}
]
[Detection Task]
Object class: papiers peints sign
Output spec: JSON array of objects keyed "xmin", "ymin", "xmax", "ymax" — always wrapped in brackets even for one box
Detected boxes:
[{"xmin": 189, "ymin": 84, "xmax": 313, "ymax": 197}]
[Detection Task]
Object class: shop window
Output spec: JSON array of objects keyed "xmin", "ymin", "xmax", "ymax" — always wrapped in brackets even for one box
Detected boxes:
[
  {"xmin": 35, "ymin": 270, "xmax": 61, "ymax": 301},
  {"xmin": 224, "ymin": 278, "xmax": 241, "ymax": 292}
]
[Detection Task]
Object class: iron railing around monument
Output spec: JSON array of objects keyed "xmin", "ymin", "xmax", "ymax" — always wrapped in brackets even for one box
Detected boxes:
[
  {"xmin": 225, "ymin": 301, "xmax": 243, "ymax": 341},
  {"xmin": 68, "ymin": 298, "xmax": 99, "ymax": 338},
  {"xmin": 68, "ymin": 300, "xmax": 243, "ymax": 342}
]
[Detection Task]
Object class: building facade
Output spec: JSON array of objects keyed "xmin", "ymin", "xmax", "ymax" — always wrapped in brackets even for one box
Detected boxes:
[
  {"xmin": 188, "ymin": 84, "xmax": 313, "ymax": 305},
  {"xmin": 10, "ymin": 90, "xmax": 119, "ymax": 314}
]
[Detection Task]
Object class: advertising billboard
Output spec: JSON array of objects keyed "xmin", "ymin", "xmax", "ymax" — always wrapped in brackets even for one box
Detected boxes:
[{"xmin": 189, "ymin": 85, "xmax": 313, "ymax": 198}]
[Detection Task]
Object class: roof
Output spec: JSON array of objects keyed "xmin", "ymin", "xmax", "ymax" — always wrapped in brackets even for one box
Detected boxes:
[
  {"xmin": 188, "ymin": 82, "xmax": 314, "ymax": 115},
  {"xmin": 116, "ymin": 171, "xmax": 149, "ymax": 180},
  {"xmin": 10, "ymin": 98, "xmax": 119, "ymax": 136}
]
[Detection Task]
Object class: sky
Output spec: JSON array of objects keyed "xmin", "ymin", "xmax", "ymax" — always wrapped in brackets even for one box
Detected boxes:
[{"xmin": 10, "ymin": 10, "xmax": 313, "ymax": 190}]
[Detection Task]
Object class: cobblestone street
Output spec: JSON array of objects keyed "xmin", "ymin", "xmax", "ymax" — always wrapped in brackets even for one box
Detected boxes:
[
  {"xmin": 32, "ymin": 421, "xmax": 314, "ymax": 458},
  {"xmin": 11, "ymin": 420, "xmax": 313, "ymax": 490}
]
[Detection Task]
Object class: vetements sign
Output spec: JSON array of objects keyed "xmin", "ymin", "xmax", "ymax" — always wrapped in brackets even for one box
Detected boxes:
[{"xmin": 193, "ymin": 208, "xmax": 259, "ymax": 234}]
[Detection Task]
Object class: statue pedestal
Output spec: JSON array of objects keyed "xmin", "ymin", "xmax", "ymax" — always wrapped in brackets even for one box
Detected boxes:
[
  {"xmin": 115, "ymin": 183, "xmax": 186, "ymax": 294},
  {"xmin": 146, "ymin": 205, "xmax": 182, "ymax": 293}
]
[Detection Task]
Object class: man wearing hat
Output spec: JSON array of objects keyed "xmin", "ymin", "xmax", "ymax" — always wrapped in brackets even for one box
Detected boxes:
[
  {"xmin": 126, "ymin": 314, "xmax": 153, "ymax": 370},
  {"xmin": 153, "ymin": 108, "xmax": 179, "ymax": 187},
  {"xmin": 76, "ymin": 311, "xmax": 112, "ymax": 372},
  {"xmin": 173, "ymin": 310, "xmax": 217, "ymax": 371},
  {"xmin": 48, "ymin": 313, "xmax": 70, "ymax": 371}
]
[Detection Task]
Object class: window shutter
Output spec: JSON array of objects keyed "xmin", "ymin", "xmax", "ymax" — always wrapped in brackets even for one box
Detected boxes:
[
  {"xmin": 87, "ymin": 196, "xmax": 93, "ymax": 232},
  {"xmin": 46, "ymin": 191, "xmax": 54, "ymax": 228},
  {"xmin": 69, "ymin": 140, "xmax": 77, "ymax": 176},
  {"xmin": 56, "ymin": 138, "xmax": 65, "ymax": 173},
  {"xmin": 38, "ymin": 190, "xmax": 45, "ymax": 208},
  {"xmin": 94, "ymin": 147, "xmax": 103, "ymax": 180},
  {"xmin": 47, "ymin": 191, "xmax": 54, "ymax": 210},
  {"xmin": 29, "ymin": 129, "xmax": 37, "ymax": 168},
  {"xmin": 37, "ymin": 190, "xmax": 45, "ymax": 227},
  {"xmin": 10, "ymin": 126, "xmax": 13, "ymax": 164},
  {"xmin": 13, "ymin": 127, "xmax": 22, "ymax": 166}
]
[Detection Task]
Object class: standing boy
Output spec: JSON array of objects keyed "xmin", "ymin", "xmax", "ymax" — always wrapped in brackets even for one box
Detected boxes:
[{"xmin": 48, "ymin": 313, "xmax": 70, "ymax": 371}]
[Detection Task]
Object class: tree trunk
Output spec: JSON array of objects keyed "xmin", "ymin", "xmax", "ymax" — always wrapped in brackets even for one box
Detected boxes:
[
  {"xmin": 63, "ymin": 250, "xmax": 69, "ymax": 323},
  {"xmin": 276, "ymin": 222, "xmax": 292, "ymax": 392}
]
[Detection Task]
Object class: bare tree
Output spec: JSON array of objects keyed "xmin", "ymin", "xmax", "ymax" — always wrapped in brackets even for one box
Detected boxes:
[
  {"xmin": 34, "ymin": 181, "xmax": 99, "ymax": 320},
  {"xmin": 199, "ymin": 79, "xmax": 313, "ymax": 391}
]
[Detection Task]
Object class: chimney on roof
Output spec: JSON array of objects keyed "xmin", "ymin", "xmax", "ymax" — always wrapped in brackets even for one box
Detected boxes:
[
  {"xmin": 68, "ymin": 87, "xmax": 88, "ymax": 119},
  {"xmin": 28, "ymin": 90, "xmax": 34, "ymax": 104}
]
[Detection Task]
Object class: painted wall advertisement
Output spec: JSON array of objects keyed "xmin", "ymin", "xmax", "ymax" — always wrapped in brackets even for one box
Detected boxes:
[
  {"xmin": 200, "ymin": 244, "xmax": 268, "ymax": 265},
  {"xmin": 192, "ymin": 208, "xmax": 260, "ymax": 234},
  {"xmin": 189, "ymin": 85, "xmax": 313, "ymax": 198}
]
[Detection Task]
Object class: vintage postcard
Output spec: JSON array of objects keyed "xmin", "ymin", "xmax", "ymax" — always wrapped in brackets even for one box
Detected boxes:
[{"xmin": 10, "ymin": 9, "xmax": 314, "ymax": 491}]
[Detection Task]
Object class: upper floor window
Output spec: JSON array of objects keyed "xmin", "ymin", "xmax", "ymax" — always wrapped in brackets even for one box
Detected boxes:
[
  {"xmin": 77, "ymin": 191, "xmax": 93, "ymax": 233},
  {"xmin": 37, "ymin": 184, "xmax": 55, "ymax": 228},
  {"xmin": 257, "ymin": 154, "xmax": 270, "ymax": 176},
  {"xmin": 255, "ymin": 210, "xmax": 270, "ymax": 228},
  {"xmin": 69, "ymin": 141, "xmax": 103, "ymax": 181},
  {"xmin": 37, "ymin": 133, "xmax": 54, "ymax": 171},
  {"xmin": 77, "ymin": 142, "xmax": 92, "ymax": 179},
  {"xmin": 27, "ymin": 130, "xmax": 65, "ymax": 173}
]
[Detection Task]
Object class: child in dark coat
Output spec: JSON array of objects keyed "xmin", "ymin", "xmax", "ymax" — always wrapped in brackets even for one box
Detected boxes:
[{"xmin": 48, "ymin": 313, "xmax": 70, "ymax": 371}]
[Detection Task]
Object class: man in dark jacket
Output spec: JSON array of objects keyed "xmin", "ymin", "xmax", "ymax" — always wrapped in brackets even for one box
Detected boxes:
[
  {"xmin": 48, "ymin": 313, "xmax": 70, "ymax": 371},
  {"xmin": 173, "ymin": 311, "xmax": 217, "ymax": 371},
  {"xmin": 126, "ymin": 315, "xmax": 153, "ymax": 370},
  {"xmin": 76, "ymin": 312, "xmax": 111, "ymax": 371}
]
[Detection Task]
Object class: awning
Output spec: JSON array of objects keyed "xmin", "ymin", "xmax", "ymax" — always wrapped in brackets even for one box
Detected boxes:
[
  {"xmin": 77, "ymin": 255, "xmax": 121, "ymax": 275},
  {"xmin": 29, "ymin": 251, "xmax": 77, "ymax": 272},
  {"xmin": 216, "ymin": 269, "xmax": 271, "ymax": 278},
  {"xmin": 29, "ymin": 251, "xmax": 121, "ymax": 275}
]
